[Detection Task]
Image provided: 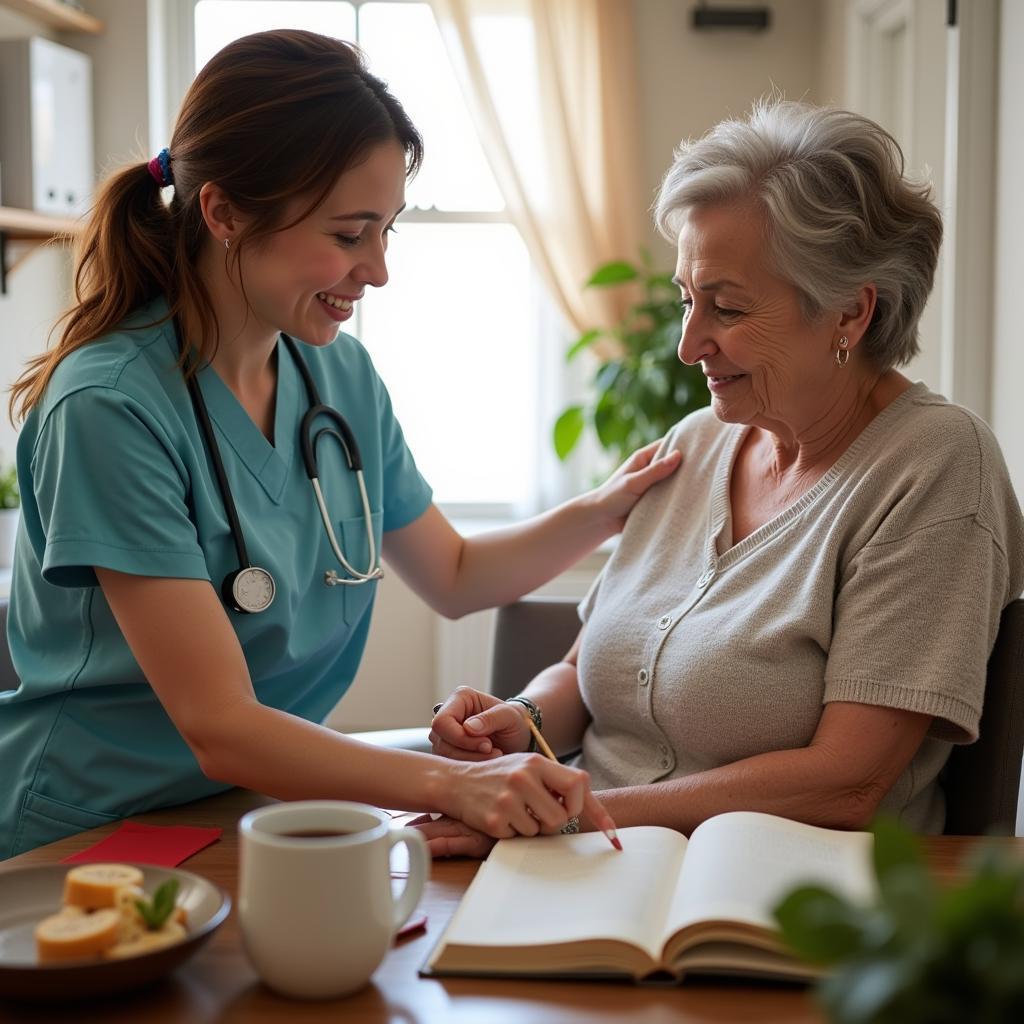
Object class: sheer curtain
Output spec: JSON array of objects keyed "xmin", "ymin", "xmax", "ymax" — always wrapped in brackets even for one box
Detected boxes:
[{"xmin": 428, "ymin": 0, "xmax": 646, "ymax": 342}]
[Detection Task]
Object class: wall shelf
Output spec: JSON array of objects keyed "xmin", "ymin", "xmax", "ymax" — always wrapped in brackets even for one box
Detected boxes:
[
  {"xmin": 0, "ymin": 2, "xmax": 99, "ymax": 292},
  {"xmin": 0, "ymin": 0, "xmax": 103, "ymax": 33},
  {"xmin": 0, "ymin": 206, "xmax": 80, "ymax": 293},
  {"xmin": 0, "ymin": 205, "xmax": 80, "ymax": 240}
]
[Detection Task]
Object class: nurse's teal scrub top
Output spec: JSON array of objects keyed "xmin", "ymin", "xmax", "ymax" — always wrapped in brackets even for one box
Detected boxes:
[{"xmin": 0, "ymin": 296, "xmax": 433, "ymax": 858}]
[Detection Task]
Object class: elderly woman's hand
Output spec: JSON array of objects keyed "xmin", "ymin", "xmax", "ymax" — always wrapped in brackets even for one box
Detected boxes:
[
  {"xmin": 408, "ymin": 813, "xmax": 497, "ymax": 859},
  {"xmin": 431, "ymin": 686, "xmax": 531, "ymax": 761},
  {"xmin": 588, "ymin": 440, "xmax": 681, "ymax": 533}
]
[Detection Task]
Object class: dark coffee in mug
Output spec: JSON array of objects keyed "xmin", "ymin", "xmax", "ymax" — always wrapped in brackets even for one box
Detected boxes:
[{"xmin": 280, "ymin": 829, "xmax": 356, "ymax": 838}]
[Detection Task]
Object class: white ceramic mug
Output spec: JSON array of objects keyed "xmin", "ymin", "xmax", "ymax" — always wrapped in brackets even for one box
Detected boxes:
[{"xmin": 238, "ymin": 800, "xmax": 429, "ymax": 999}]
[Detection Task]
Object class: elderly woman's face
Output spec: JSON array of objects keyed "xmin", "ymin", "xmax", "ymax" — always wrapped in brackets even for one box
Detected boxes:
[{"xmin": 674, "ymin": 202, "xmax": 835, "ymax": 429}]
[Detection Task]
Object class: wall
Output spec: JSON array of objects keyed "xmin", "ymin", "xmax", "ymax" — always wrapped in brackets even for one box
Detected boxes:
[
  {"xmin": 633, "ymin": 0, "xmax": 823, "ymax": 263},
  {"xmin": 994, "ymin": 0, "xmax": 1024, "ymax": 834},
  {"xmin": 991, "ymin": 0, "xmax": 1024, "ymax": 502},
  {"xmin": 75, "ymin": 0, "xmax": 152, "ymax": 179}
]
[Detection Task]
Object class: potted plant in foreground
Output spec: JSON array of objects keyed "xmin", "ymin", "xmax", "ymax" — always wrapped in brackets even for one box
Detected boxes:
[
  {"xmin": 0, "ymin": 463, "xmax": 20, "ymax": 569},
  {"xmin": 553, "ymin": 253, "xmax": 709, "ymax": 468},
  {"xmin": 774, "ymin": 817, "xmax": 1024, "ymax": 1024}
]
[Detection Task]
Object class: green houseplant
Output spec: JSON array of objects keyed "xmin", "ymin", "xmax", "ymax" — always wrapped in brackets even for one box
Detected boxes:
[
  {"xmin": 0, "ymin": 462, "xmax": 19, "ymax": 569},
  {"xmin": 773, "ymin": 817, "xmax": 1024, "ymax": 1024},
  {"xmin": 0, "ymin": 464, "xmax": 19, "ymax": 511},
  {"xmin": 553, "ymin": 253, "xmax": 709, "ymax": 466}
]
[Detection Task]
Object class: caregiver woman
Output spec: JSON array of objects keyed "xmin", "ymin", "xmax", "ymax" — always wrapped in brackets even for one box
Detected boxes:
[{"xmin": 0, "ymin": 30, "xmax": 677, "ymax": 857}]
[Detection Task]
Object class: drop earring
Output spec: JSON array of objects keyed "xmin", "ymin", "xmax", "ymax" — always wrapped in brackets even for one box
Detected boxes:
[
  {"xmin": 224, "ymin": 238, "xmax": 231, "ymax": 251},
  {"xmin": 835, "ymin": 336, "xmax": 849, "ymax": 367}
]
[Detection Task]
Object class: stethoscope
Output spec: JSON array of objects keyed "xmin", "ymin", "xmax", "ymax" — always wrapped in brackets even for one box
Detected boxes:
[{"xmin": 176, "ymin": 319, "xmax": 383, "ymax": 615}]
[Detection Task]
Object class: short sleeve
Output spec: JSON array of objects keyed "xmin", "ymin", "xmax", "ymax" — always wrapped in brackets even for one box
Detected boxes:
[
  {"xmin": 373, "ymin": 373, "xmax": 433, "ymax": 533},
  {"xmin": 824, "ymin": 515, "xmax": 1008, "ymax": 743},
  {"xmin": 29, "ymin": 388, "xmax": 209, "ymax": 588}
]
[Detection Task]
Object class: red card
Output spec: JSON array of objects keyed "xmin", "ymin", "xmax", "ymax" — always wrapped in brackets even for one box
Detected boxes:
[
  {"xmin": 62, "ymin": 821, "xmax": 222, "ymax": 867},
  {"xmin": 395, "ymin": 913, "xmax": 427, "ymax": 942}
]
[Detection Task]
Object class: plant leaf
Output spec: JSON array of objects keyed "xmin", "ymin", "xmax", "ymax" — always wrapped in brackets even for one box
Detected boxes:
[
  {"xmin": 594, "ymin": 361, "xmax": 623, "ymax": 393},
  {"xmin": 566, "ymin": 329, "xmax": 603, "ymax": 363},
  {"xmin": 818, "ymin": 956, "xmax": 922, "ymax": 1024},
  {"xmin": 644, "ymin": 272, "xmax": 676, "ymax": 290},
  {"xmin": 553, "ymin": 406, "xmax": 585, "ymax": 461},
  {"xmin": 774, "ymin": 885, "xmax": 866, "ymax": 965},
  {"xmin": 872, "ymin": 815, "xmax": 925, "ymax": 883},
  {"xmin": 557, "ymin": 252, "xmax": 711, "ymax": 467},
  {"xmin": 585, "ymin": 261, "xmax": 638, "ymax": 287}
]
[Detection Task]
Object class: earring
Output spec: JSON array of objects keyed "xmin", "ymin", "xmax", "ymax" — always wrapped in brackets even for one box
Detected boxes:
[
  {"xmin": 224, "ymin": 238, "xmax": 231, "ymax": 250},
  {"xmin": 835, "ymin": 336, "xmax": 849, "ymax": 367}
]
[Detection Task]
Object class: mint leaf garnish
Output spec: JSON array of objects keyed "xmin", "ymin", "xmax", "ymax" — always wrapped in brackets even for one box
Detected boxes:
[{"xmin": 134, "ymin": 879, "xmax": 180, "ymax": 930}]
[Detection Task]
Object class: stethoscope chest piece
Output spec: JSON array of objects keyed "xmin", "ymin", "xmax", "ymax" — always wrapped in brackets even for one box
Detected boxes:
[{"xmin": 223, "ymin": 566, "xmax": 276, "ymax": 614}]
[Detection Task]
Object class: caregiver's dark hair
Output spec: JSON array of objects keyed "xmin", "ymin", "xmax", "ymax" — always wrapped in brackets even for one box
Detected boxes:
[{"xmin": 12, "ymin": 29, "xmax": 422, "ymax": 419}]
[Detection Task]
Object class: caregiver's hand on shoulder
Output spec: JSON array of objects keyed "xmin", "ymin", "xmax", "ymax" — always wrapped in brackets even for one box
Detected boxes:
[
  {"xmin": 588, "ymin": 438, "xmax": 681, "ymax": 532},
  {"xmin": 443, "ymin": 753, "xmax": 599, "ymax": 840},
  {"xmin": 431, "ymin": 686, "xmax": 530, "ymax": 761},
  {"xmin": 408, "ymin": 814, "xmax": 496, "ymax": 859}
]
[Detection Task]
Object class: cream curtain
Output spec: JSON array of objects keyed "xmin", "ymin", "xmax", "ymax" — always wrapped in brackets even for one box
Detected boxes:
[{"xmin": 428, "ymin": 0, "xmax": 645, "ymax": 339}]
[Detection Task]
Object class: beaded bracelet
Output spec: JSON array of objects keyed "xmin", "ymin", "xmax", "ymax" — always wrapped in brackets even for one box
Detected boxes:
[{"xmin": 506, "ymin": 696, "xmax": 542, "ymax": 753}]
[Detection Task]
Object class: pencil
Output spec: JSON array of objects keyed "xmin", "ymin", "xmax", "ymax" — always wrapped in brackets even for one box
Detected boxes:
[{"xmin": 523, "ymin": 717, "xmax": 623, "ymax": 852}]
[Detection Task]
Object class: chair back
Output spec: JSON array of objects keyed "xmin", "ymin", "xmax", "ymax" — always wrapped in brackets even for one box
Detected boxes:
[
  {"xmin": 0, "ymin": 597, "xmax": 18, "ymax": 692},
  {"xmin": 943, "ymin": 598, "xmax": 1024, "ymax": 835},
  {"xmin": 488, "ymin": 596, "xmax": 582, "ymax": 700}
]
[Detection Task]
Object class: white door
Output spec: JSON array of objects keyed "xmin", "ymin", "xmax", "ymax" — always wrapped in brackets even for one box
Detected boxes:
[
  {"xmin": 845, "ymin": 0, "xmax": 948, "ymax": 394},
  {"xmin": 843, "ymin": 0, "xmax": 997, "ymax": 417}
]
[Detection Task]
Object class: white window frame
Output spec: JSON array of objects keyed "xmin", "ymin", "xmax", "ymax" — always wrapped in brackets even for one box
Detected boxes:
[{"xmin": 148, "ymin": 0, "xmax": 586, "ymax": 519}]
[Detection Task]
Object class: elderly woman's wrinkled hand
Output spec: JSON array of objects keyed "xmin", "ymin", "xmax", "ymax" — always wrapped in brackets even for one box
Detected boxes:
[
  {"xmin": 430, "ymin": 686, "xmax": 530, "ymax": 761},
  {"xmin": 409, "ymin": 813, "xmax": 497, "ymax": 860}
]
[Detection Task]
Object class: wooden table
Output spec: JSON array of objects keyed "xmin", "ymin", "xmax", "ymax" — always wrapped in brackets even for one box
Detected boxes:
[{"xmin": 0, "ymin": 790, "xmax": 1009, "ymax": 1024}]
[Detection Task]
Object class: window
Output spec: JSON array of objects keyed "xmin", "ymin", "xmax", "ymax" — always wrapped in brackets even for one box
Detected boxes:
[{"xmin": 181, "ymin": 0, "xmax": 567, "ymax": 514}]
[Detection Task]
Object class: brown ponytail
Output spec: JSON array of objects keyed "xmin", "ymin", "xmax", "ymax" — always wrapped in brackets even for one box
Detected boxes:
[{"xmin": 10, "ymin": 29, "xmax": 422, "ymax": 422}]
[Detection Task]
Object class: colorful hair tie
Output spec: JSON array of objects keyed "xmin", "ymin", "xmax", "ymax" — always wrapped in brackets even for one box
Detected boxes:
[{"xmin": 147, "ymin": 148, "xmax": 174, "ymax": 188}]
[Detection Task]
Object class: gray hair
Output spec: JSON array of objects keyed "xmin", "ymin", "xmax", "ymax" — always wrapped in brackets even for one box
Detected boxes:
[{"xmin": 654, "ymin": 100, "xmax": 943, "ymax": 369}]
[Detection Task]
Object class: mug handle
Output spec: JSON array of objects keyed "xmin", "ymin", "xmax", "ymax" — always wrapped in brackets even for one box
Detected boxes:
[{"xmin": 388, "ymin": 826, "xmax": 429, "ymax": 931}]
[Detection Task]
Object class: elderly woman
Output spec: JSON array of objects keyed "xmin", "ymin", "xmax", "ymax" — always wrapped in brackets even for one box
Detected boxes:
[{"xmin": 424, "ymin": 100, "xmax": 1024, "ymax": 854}]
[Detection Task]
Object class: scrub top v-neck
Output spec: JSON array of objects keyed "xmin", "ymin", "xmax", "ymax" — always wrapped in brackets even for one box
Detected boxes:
[{"xmin": 0, "ymin": 295, "xmax": 432, "ymax": 857}]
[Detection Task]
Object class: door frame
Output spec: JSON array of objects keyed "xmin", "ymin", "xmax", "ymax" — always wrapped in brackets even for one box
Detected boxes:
[{"xmin": 845, "ymin": 0, "xmax": 998, "ymax": 418}]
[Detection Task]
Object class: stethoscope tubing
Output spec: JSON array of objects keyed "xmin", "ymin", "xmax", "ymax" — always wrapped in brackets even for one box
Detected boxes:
[
  {"xmin": 176, "ymin": 318, "xmax": 382, "ymax": 605},
  {"xmin": 288, "ymin": 342, "xmax": 382, "ymax": 586}
]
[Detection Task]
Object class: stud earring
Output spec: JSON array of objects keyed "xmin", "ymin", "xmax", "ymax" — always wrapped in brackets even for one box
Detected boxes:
[{"xmin": 835, "ymin": 336, "xmax": 849, "ymax": 367}]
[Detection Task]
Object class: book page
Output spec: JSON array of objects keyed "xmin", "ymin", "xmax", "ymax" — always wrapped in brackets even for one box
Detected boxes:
[
  {"xmin": 438, "ymin": 826, "xmax": 687, "ymax": 959},
  {"xmin": 665, "ymin": 811, "xmax": 875, "ymax": 938}
]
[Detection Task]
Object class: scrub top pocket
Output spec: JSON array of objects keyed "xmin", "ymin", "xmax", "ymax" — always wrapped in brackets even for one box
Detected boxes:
[
  {"xmin": 337, "ymin": 510, "xmax": 383, "ymax": 627},
  {"xmin": 13, "ymin": 789, "xmax": 120, "ymax": 857}
]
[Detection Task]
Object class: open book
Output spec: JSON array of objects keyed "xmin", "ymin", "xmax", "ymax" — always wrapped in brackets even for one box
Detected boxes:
[{"xmin": 424, "ymin": 811, "xmax": 875, "ymax": 983}]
